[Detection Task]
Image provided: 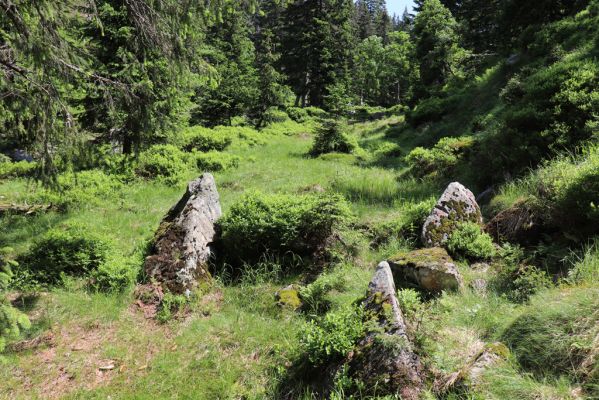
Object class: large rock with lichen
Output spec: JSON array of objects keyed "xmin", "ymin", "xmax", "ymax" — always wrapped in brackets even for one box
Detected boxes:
[
  {"xmin": 422, "ymin": 182, "xmax": 483, "ymax": 247},
  {"xmin": 144, "ymin": 173, "xmax": 221, "ymax": 294},
  {"xmin": 389, "ymin": 248, "xmax": 463, "ymax": 294},
  {"xmin": 344, "ymin": 262, "xmax": 424, "ymax": 399}
]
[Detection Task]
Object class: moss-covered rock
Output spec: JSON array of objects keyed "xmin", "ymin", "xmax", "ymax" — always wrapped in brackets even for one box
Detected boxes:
[
  {"xmin": 144, "ymin": 174, "xmax": 221, "ymax": 294},
  {"xmin": 275, "ymin": 284, "xmax": 302, "ymax": 310},
  {"xmin": 422, "ymin": 182, "xmax": 483, "ymax": 247},
  {"xmin": 389, "ymin": 247, "xmax": 463, "ymax": 294},
  {"xmin": 341, "ymin": 262, "xmax": 425, "ymax": 399}
]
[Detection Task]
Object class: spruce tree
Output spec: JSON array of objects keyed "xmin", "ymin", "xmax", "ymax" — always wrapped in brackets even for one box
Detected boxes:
[
  {"xmin": 191, "ymin": 8, "xmax": 259, "ymax": 126},
  {"xmin": 413, "ymin": 0, "xmax": 464, "ymax": 91},
  {"xmin": 281, "ymin": 0, "xmax": 354, "ymax": 109}
]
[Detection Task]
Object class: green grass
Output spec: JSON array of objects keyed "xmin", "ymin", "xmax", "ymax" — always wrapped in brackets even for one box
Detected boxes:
[{"xmin": 1, "ymin": 116, "xmax": 597, "ymax": 399}]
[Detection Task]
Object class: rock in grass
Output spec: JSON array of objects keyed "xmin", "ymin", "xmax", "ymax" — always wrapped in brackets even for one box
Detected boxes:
[
  {"xmin": 389, "ymin": 247, "xmax": 463, "ymax": 294},
  {"xmin": 275, "ymin": 285, "xmax": 302, "ymax": 310},
  {"xmin": 144, "ymin": 173, "xmax": 221, "ymax": 295},
  {"xmin": 422, "ymin": 182, "xmax": 483, "ymax": 247},
  {"xmin": 485, "ymin": 200, "xmax": 543, "ymax": 244},
  {"xmin": 345, "ymin": 262, "xmax": 424, "ymax": 400},
  {"xmin": 438, "ymin": 342, "xmax": 510, "ymax": 393}
]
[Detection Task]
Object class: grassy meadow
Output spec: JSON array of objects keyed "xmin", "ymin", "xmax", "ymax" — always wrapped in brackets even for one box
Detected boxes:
[{"xmin": 0, "ymin": 115, "xmax": 597, "ymax": 399}]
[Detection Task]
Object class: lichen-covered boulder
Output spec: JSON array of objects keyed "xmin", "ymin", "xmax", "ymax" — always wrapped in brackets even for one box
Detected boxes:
[
  {"xmin": 438, "ymin": 342, "xmax": 510, "ymax": 393},
  {"xmin": 275, "ymin": 284, "xmax": 302, "ymax": 310},
  {"xmin": 389, "ymin": 248, "xmax": 463, "ymax": 293},
  {"xmin": 422, "ymin": 182, "xmax": 482, "ymax": 247},
  {"xmin": 144, "ymin": 173, "xmax": 221, "ymax": 294},
  {"xmin": 345, "ymin": 262, "xmax": 424, "ymax": 399}
]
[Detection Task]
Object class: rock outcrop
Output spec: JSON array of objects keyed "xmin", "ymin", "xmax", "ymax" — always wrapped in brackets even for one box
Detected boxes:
[
  {"xmin": 144, "ymin": 173, "xmax": 221, "ymax": 294},
  {"xmin": 345, "ymin": 262, "xmax": 424, "ymax": 399},
  {"xmin": 422, "ymin": 182, "xmax": 482, "ymax": 247},
  {"xmin": 389, "ymin": 248, "xmax": 463, "ymax": 294}
]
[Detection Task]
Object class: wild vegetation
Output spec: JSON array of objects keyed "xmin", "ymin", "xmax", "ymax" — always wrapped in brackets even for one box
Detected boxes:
[{"xmin": 1, "ymin": 0, "xmax": 598, "ymax": 399}]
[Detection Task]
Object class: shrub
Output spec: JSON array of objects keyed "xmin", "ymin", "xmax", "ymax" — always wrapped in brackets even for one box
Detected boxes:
[
  {"xmin": 180, "ymin": 126, "xmax": 233, "ymax": 152},
  {"xmin": 299, "ymin": 271, "xmax": 346, "ymax": 315},
  {"xmin": 310, "ymin": 119, "xmax": 358, "ymax": 156},
  {"xmin": 304, "ymin": 106, "xmax": 329, "ymax": 119},
  {"xmin": 29, "ymin": 169, "xmax": 123, "ymax": 210},
  {"xmin": 1, "ymin": 249, "xmax": 31, "ymax": 353},
  {"xmin": 0, "ymin": 160, "xmax": 37, "ymax": 179},
  {"xmin": 300, "ymin": 306, "xmax": 364, "ymax": 365},
  {"xmin": 396, "ymin": 288, "xmax": 422, "ymax": 320},
  {"xmin": 0, "ymin": 154, "xmax": 11, "ymax": 164},
  {"xmin": 157, "ymin": 292, "xmax": 188, "ymax": 323},
  {"xmin": 406, "ymin": 96, "xmax": 455, "ymax": 126},
  {"xmin": 405, "ymin": 136, "xmax": 474, "ymax": 178},
  {"xmin": 89, "ymin": 257, "xmax": 139, "ymax": 292},
  {"xmin": 351, "ymin": 105, "xmax": 388, "ymax": 122},
  {"xmin": 136, "ymin": 144, "xmax": 189, "ymax": 185},
  {"xmin": 501, "ymin": 287, "xmax": 599, "ymax": 393},
  {"xmin": 22, "ymin": 224, "xmax": 112, "ymax": 284},
  {"xmin": 217, "ymin": 191, "xmax": 352, "ymax": 266},
  {"xmin": 194, "ymin": 151, "xmax": 240, "ymax": 172},
  {"xmin": 369, "ymin": 197, "xmax": 437, "ymax": 246},
  {"xmin": 286, "ymin": 107, "xmax": 310, "ymax": 123},
  {"xmin": 446, "ymin": 222, "xmax": 496, "ymax": 260},
  {"xmin": 262, "ymin": 107, "xmax": 290, "ymax": 125},
  {"xmin": 492, "ymin": 244, "xmax": 552, "ymax": 302}
]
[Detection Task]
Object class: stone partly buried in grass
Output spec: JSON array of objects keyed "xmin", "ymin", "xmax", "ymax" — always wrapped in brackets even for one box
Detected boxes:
[
  {"xmin": 437, "ymin": 342, "xmax": 510, "ymax": 394},
  {"xmin": 144, "ymin": 173, "xmax": 222, "ymax": 295},
  {"xmin": 342, "ymin": 261, "xmax": 424, "ymax": 400},
  {"xmin": 388, "ymin": 247, "xmax": 463, "ymax": 294},
  {"xmin": 422, "ymin": 182, "xmax": 482, "ymax": 247},
  {"xmin": 275, "ymin": 285, "xmax": 302, "ymax": 310}
]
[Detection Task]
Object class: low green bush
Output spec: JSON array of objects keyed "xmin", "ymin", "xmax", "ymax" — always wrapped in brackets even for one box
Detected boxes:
[
  {"xmin": 351, "ymin": 105, "xmax": 387, "ymax": 122},
  {"xmin": 89, "ymin": 257, "xmax": 139, "ymax": 293},
  {"xmin": 405, "ymin": 136, "xmax": 474, "ymax": 178},
  {"xmin": 501, "ymin": 287, "xmax": 599, "ymax": 394},
  {"xmin": 492, "ymin": 244, "xmax": 552, "ymax": 302},
  {"xmin": 157, "ymin": 292, "xmax": 189, "ymax": 323},
  {"xmin": 180, "ymin": 126, "xmax": 233, "ymax": 152},
  {"xmin": 369, "ymin": 198, "xmax": 437, "ymax": 247},
  {"xmin": 262, "ymin": 107, "xmax": 290, "ymax": 125},
  {"xmin": 300, "ymin": 305, "xmax": 364, "ymax": 365},
  {"xmin": 396, "ymin": 288, "xmax": 423, "ymax": 320},
  {"xmin": 286, "ymin": 107, "xmax": 310, "ymax": 123},
  {"xmin": 194, "ymin": 151, "xmax": 240, "ymax": 172},
  {"xmin": 21, "ymin": 224, "xmax": 112, "ymax": 284},
  {"xmin": 1, "ymin": 249, "xmax": 31, "ymax": 353},
  {"xmin": 217, "ymin": 191, "xmax": 352, "ymax": 266},
  {"xmin": 406, "ymin": 96, "xmax": 456, "ymax": 126},
  {"xmin": 446, "ymin": 222, "xmax": 496, "ymax": 260},
  {"xmin": 0, "ymin": 160, "xmax": 37, "ymax": 179},
  {"xmin": 310, "ymin": 119, "xmax": 358, "ymax": 156},
  {"xmin": 135, "ymin": 144, "xmax": 189, "ymax": 185},
  {"xmin": 304, "ymin": 106, "xmax": 329, "ymax": 119},
  {"xmin": 29, "ymin": 169, "xmax": 123, "ymax": 210},
  {"xmin": 299, "ymin": 271, "xmax": 346, "ymax": 315}
]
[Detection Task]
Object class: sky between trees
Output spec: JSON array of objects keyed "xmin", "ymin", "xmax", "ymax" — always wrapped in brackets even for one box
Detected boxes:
[{"xmin": 387, "ymin": 0, "xmax": 416, "ymax": 15}]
